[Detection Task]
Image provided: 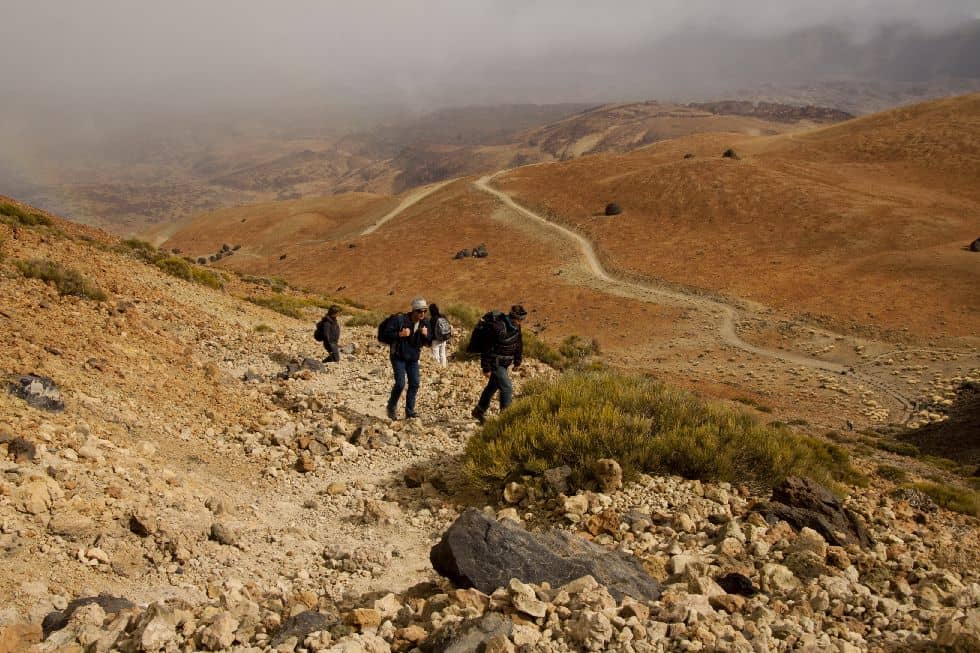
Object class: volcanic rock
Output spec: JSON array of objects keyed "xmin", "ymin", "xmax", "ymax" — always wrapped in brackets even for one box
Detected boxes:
[{"xmin": 430, "ymin": 508, "xmax": 660, "ymax": 602}]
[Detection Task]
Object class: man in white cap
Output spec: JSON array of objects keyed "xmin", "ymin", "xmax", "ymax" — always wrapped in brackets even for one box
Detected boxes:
[{"xmin": 379, "ymin": 297, "xmax": 430, "ymax": 420}]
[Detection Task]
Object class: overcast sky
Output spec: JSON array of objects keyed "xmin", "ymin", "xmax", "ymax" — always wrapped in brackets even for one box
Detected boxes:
[{"xmin": 2, "ymin": 0, "xmax": 978, "ymax": 110}]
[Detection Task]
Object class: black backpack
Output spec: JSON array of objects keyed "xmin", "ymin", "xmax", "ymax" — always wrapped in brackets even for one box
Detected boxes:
[
  {"xmin": 466, "ymin": 311, "xmax": 516, "ymax": 354},
  {"xmin": 377, "ymin": 313, "xmax": 402, "ymax": 344},
  {"xmin": 313, "ymin": 316, "xmax": 327, "ymax": 342}
]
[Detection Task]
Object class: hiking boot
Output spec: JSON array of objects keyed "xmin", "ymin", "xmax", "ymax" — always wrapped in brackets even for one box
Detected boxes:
[
  {"xmin": 471, "ymin": 406, "xmax": 486, "ymax": 424},
  {"xmin": 406, "ymin": 411, "xmax": 419, "ymax": 420},
  {"xmin": 386, "ymin": 406, "xmax": 397, "ymax": 421}
]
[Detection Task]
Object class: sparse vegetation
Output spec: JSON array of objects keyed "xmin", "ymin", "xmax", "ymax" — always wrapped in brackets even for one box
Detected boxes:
[
  {"xmin": 345, "ymin": 309, "xmax": 385, "ymax": 327},
  {"xmin": 875, "ymin": 439, "xmax": 920, "ymax": 457},
  {"xmin": 734, "ymin": 396, "xmax": 774, "ymax": 413},
  {"xmin": 155, "ymin": 256, "xmax": 224, "ymax": 289},
  {"xmin": 911, "ymin": 481, "xmax": 980, "ymax": 517},
  {"xmin": 0, "ymin": 202, "xmax": 51, "ymax": 227},
  {"xmin": 245, "ymin": 293, "xmax": 332, "ymax": 319},
  {"xmin": 238, "ymin": 273, "xmax": 289, "ymax": 293},
  {"xmin": 118, "ymin": 238, "xmax": 165, "ymax": 264},
  {"xmin": 254, "ymin": 323, "xmax": 273, "ymax": 333},
  {"xmin": 15, "ymin": 258, "xmax": 106, "ymax": 301},
  {"xmin": 876, "ymin": 464, "xmax": 909, "ymax": 483},
  {"xmin": 463, "ymin": 370, "xmax": 858, "ymax": 494}
]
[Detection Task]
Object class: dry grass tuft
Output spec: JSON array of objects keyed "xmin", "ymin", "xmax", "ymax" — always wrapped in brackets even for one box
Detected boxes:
[{"xmin": 15, "ymin": 258, "xmax": 106, "ymax": 301}]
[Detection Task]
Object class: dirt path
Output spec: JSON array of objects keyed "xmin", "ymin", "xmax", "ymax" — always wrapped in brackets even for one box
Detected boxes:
[
  {"xmin": 360, "ymin": 179, "xmax": 456, "ymax": 236},
  {"xmin": 474, "ymin": 172, "xmax": 917, "ymax": 420}
]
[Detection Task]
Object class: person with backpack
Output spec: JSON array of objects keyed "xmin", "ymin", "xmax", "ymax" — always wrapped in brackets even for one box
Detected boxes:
[
  {"xmin": 314, "ymin": 305, "xmax": 342, "ymax": 363},
  {"xmin": 377, "ymin": 297, "xmax": 431, "ymax": 420},
  {"xmin": 428, "ymin": 303, "xmax": 452, "ymax": 368},
  {"xmin": 470, "ymin": 304, "xmax": 527, "ymax": 424}
]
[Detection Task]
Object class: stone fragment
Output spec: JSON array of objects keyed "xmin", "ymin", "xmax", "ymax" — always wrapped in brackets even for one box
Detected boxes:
[
  {"xmin": 273, "ymin": 611, "xmax": 339, "ymax": 647},
  {"xmin": 592, "ymin": 459, "xmax": 622, "ymax": 493},
  {"xmin": 200, "ymin": 613, "xmax": 238, "ymax": 651},
  {"xmin": 508, "ymin": 579, "xmax": 547, "ymax": 618},
  {"xmin": 422, "ymin": 613, "xmax": 511, "ymax": 653},
  {"xmin": 210, "ymin": 522, "xmax": 239, "ymax": 546},
  {"xmin": 42, "ymin": 595, "xmax": 135, "ymax": 638}
]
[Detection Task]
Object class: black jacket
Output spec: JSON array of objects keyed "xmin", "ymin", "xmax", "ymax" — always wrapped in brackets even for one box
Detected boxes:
[
  {"xmin": 381, "ymin": 313, "xmax": 431, "ymax": 362},
  {"xmin": 481, "ymin": 315, "xmax": 522, "ymax": 372},
  {"xmin": 319, "ymin": 315, "xmax": 340, "ymax": 345}
]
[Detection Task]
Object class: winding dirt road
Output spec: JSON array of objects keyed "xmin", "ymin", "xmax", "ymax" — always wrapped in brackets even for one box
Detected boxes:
[
  {"xmin": 360, "ymin": 179, "xmax": 456, "ymax": 236},
  {"xmin": 473, "ymin": 172, "xmax": 917, "ymax": 420}
]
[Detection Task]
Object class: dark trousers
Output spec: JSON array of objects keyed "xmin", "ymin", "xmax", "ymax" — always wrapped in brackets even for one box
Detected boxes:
[
  {"xmin": 477, "ymin": 365, "xmax": 513, "ymax": 412},
  {"xmin": 324, "ymin": 340, "xmax": 340, "ymax": 363},
  {"xmin": 388, "ymin": 356, "xmax": 420, "ymax": 416}
]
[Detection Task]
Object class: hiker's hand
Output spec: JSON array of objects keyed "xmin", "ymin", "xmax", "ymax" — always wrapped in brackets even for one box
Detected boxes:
[
  {"xmin": 421, "ymin": 326, "xmax": 428, "ymax": 337},
  {"xmin": 399, "ymin": 327, "xmax": 411, "ymax": 337}
]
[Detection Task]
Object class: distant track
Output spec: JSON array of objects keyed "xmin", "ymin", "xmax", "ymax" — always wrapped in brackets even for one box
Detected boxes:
[
  {"xmin": 360, "ymin": 179, "xmax": 456, "ymax": 236},
  {"xmin": 474, "ymin": 171, "xmax": 916, "ymax": 421}
]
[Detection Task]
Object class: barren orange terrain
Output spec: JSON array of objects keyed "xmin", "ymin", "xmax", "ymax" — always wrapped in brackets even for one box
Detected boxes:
[
  {"xmin": 495, "ymin": 94, "xmax": 980, "ymax": 340},
  {"xmin": 161, "ymin": 95, "xmax": 980, "ymax": 428}
]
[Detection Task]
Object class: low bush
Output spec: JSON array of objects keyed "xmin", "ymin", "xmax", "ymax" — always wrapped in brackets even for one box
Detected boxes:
[
  {"xmin": 247, "ymin": 294, "xmax": 310, "ymax": 319},
  {"xmin": 254, "ymin": 323, "xmax": 273, "ymax": 333},
  {"xmin": 876, "ymin": 464, "xmax": 909, "ymax": 483},
  {"xmin": 118, "ymin": 238, "xmax": 165, "ymax": 264},
  {"xmin": 463, "ymin": 370, "xmax": 859, "ymax": 494},
  {"xmin": 15, "ymin": 258, "xmax": 106, "ymax": 301},
  {"xmin": 875, "ymin": 439, "xmax": 920, "ymax": 457},
  {"xmin": 911, "ymin": 481, "xmax": 980, "ymax": 517},
  {"xmin": 0, "ymin": 202, "xmax": 51, "ymax": 227},
  {"xmin": 155, "ymin": 256, "xmax": 224, "ymax": 289}
]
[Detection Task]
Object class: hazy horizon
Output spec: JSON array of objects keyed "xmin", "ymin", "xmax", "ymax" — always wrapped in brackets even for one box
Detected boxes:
[{"xmin": 2, "ymin": 2, "xmax": 978, "ymax": 114}]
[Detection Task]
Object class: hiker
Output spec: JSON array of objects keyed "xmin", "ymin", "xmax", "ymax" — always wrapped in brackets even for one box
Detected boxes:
[
  {"xmin": 471, "ymin": 304, "xmax": 526, "ymax": 424},
  {"xmin": 316, "ymin": 305, "xmax": 342, "ymax": 363},
  {"xmin": 379, "ymin": 297, "xmax": 430, "ymax": 420},
  {"xmin": 428, "ymin": 303, "xmax": 452, "ymax": 368}
]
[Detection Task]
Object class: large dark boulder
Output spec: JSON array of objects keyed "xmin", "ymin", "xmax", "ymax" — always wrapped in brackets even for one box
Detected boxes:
[
  {"xmin": 762, "ymin": 477, "xmax": 873, "ymax": 548},
  {"xmin": 471, "ymin": 244, "xmax": 488, "ymax": 258},
  {"xmin": 604, "ymin": 202, "xmax": 622, "ymax": 216},
  {"xmin": 430, "ymin": 508, "xmax": 660, "ymax": 602},
  {"xmin": 970, "ymin": 237, "xmax": 980, "ymax": 252},
  {"xmin": 722, "ymin": 148, "xmax": 740, "ymax": 160},
  {"xmin": 43, "ymin": 595, "xmax": 135, "ymax": 637}
]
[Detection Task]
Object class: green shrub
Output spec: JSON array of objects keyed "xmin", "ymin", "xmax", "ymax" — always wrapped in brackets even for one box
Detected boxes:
[
  {"xmin": 911, "ymin": 481, "xmax": 980, "ymax": 517},
  {"xmin": 875, "ymin": 439, "xmax": 919, "ymax": 457},
  {"xmin": 254, "ymin": 323, "xmax": 273, "ymax": 333},
  {"xmin": 463, "ymin": 370, "xmax": 859, "ymax": 494},
  {"xmin": 876, "ymin": 464, "xmax": 909, "ymax": 483},
  {"xmin": 15, "ymin": 258, "xmax": 106, "ymax": 301},
  {"xmin": 245, "ymin": 293, "xmax": 334, "ymax": 318},
  {"xmin": 118, "ymin": 238, "xmax": 165, "ymax": 264},
  {"xmin": 0, "ymin": 202, "xmax": 51, "ymax": 227},
  {"xmin": 155, "ymin": 256, "xmax": 224, "ymax": 289}
]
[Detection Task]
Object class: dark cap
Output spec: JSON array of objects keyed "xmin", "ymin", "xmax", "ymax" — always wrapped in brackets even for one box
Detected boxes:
[
  {"xmin": 508, "ymin": 304, "xmax": 528, "ymax": 320},
  {"xmin": 328, "ymin": 305, "xmax": 341, "ymax": 315}
]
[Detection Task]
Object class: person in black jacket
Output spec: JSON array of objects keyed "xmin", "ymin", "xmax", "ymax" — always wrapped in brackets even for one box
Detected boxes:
[
  {"xmin": 471, "ymin": 304, "xmax": 526, "ymax": 424},
  {"xmin": 319, "ymin": 305, "xmax": 342, "ymax": 363},
  {"xmin": 381, "ymin": 297, "xmax": 430, "ymax": 420}
]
